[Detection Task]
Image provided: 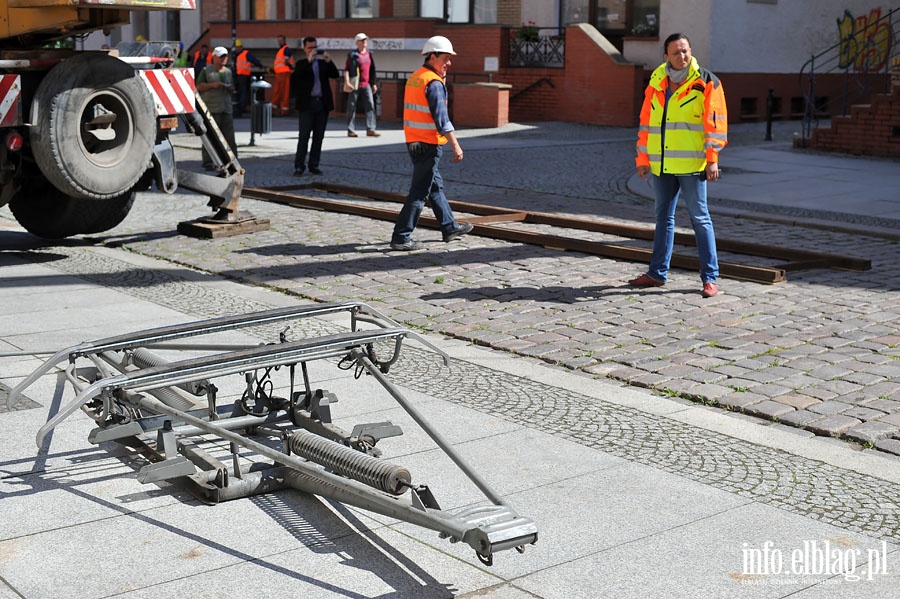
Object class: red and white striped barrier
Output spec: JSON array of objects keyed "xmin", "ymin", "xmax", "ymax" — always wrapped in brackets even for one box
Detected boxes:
[
  {"xmin": 0, "ymin": 63, "xmax": 196, "ymax": 127},
  {"xmin": 139, "ymin": 68, "xmax": 196, "ymax": 116},
  {"xmin": 0, "ymin": 75, "xmax": 21, "ymax": 127}
]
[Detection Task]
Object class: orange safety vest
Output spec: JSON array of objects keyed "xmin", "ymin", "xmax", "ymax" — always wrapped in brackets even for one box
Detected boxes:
[
  {"xmin": 236, "ymin": 50, "xmax": 252, "ymax": 76},
  {"xmin": 274, "ymin": 45, "xmax": 293, "ymax": 74},
  {"xmin": 403, "ymin": 66, "xmax": 446, "ymax": 145},
  {"xmin": 194, "ymin": 50, "xmax": 206, "ymax": 65}
]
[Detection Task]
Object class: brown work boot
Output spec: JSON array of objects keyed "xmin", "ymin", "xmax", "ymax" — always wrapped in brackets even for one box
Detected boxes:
[{"xmin": 628, "ymin": 273, "xmax": 664, "ymax": 287}]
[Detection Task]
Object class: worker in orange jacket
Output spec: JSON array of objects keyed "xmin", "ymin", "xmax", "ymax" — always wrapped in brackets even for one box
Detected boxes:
[
  {"xmin": 630, "ymin": 32, "xmax": 728, "ymax": 298},
  {"xmin": 233, "ymin": 39, "xmax": 263, "ymax": 117},
  {"xmin": 390, "ymin": 36, "xmax": 473, "ymax": 251},
  {"xmin": 272, "ymin": 34, "xmax": 294, "ymax": 116},
  {"xmin": 192, "ymin": 44, "xmax": 209, "ymax": 79}
]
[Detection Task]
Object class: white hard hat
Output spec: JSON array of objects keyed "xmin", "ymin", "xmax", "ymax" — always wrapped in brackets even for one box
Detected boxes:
[{"xmin": 421, "ymin": 35, "xmax": 456, "ymax": 56}]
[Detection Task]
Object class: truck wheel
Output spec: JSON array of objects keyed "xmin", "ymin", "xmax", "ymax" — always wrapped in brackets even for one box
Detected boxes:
[
  {"xmin": 31, "ymin": 54, "xmax": 155, "ymax": 200},
  {"xmin": 9, "ymin": 177, "xmax": 136, "ymax": 239}
]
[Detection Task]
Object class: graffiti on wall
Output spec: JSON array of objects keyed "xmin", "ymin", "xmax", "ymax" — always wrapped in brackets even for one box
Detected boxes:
[{"xmin": 837, "ymin": 7, "xmax": 895, "ymax": 72}]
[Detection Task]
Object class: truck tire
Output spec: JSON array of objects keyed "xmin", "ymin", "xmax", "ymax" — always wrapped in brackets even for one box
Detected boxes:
[
  {"xmin": 30, "ymin": 54, "xmax": 155, "ymax": 201},
  {"xmin": 9, "ymin": 177, "xmax": 136, "ymax": 239}
]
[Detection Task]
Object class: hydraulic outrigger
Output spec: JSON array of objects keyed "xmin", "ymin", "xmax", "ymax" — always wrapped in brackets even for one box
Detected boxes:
[{"xmin": 8, "ymin": 301, "xmax": 537, "ymax": 565}]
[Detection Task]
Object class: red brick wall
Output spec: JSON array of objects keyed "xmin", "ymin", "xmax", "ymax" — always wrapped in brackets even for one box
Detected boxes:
[
  {"xmin": 453, "ymin": 84, "xmax": 511, "ymax": 127},
  {"xmin": 717, "ymin": 72, "xmax": 890, "ymax": 122},
  {"xmin": 808, "ymin": 84, "xmax": 900, "ymax": 157},
  {"xmin": 558, "ymin": 25, "xmax": 644, "ymax": 127},
  {"xmin": 202, "ymin": 20, "xmax": 644, "ymax": 128}
]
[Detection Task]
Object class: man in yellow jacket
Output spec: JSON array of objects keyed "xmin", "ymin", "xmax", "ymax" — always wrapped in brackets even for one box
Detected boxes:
[{"xmin": 631, "ymin": 33, "xmax": 728, "ymax": 298}]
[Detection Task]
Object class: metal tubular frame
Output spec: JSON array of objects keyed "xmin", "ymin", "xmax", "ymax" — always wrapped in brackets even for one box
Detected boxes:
[{"xmin": 11, "ymin": 302, "xmax": 537, "ymax": 564}]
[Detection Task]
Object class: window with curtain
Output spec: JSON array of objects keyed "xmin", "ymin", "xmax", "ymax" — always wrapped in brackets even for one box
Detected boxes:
[
  {"xmin": 474, "ymin": 0, "xmax": 497, "ymax": 24},
  {"xmin": 420, "ymin": 0, "xmax": 442, "ymax": 18},
  {"xmin": 419, "ymin": 1, "xmax": 497, "ymax": 23},
  {"xmin": 349, "ymin": 0, "xmax": 374, "ymax": 18},
  {"xmin": 447, "ymin": 0, "xmax": 468, "ymax": 23}
]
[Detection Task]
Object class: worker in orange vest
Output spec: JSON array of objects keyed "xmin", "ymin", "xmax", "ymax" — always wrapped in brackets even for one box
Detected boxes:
[
  {"xmin": 192, "ymin": 44, "xmax": 209, "ymax": 79},
  {"xmin": 233, "ymin": 39, "xmax": 263, "ymax": 117},
  {"xmin": 272, "ymin": 34, "xmax": 294, "ymax": 116},
  {"xmin": 391, "ymin": 36, "xmax": 472, "ymax": 251}
]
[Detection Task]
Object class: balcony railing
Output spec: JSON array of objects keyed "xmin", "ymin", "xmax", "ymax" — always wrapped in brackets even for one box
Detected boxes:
[{"xmin": 507, "ymin": 27, "xmax": 565, "ymax": 68}]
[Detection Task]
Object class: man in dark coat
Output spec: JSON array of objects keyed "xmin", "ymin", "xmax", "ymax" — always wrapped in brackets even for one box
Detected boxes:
[{"xmin": 290, "ymin": 36, "xmax": 339, "ymax": 176}]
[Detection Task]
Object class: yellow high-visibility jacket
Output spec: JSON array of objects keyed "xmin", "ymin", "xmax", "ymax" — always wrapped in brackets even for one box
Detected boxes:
[{"xmin": 636, "ymin": 57, "xmax": 728, "ymax": 175}]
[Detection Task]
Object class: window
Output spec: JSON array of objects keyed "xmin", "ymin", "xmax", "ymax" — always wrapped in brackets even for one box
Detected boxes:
[
  {"xmin": 420, "ymin": 0, "xmax": 442, "ymax": 18},
  {"xmin": 419, "ymin": 1, "xmax": 497, "ymax": 24},
  {"xmin": 247, "ymin": 0, "xmax": 273, "ymax": 20},
  {"xmin": 573, "ymin": 1, "xmax": 659, "ymax": 37},
  {"xmin": 448, "ymin": 0, "xmax": 468, "ymax": 23},
  {"xmin": 348, "ymin": 0, "xmax": 374, "ymax": 18},
  {"xmin": 284, "ymin": 0, "xmax": 317, "ymax": 19},
  {"xmin": 474, "ymin": 0, "xmax": 497, "ymax": 24},
  {"xmin": 565, "ymin": 0, "xmax": 589, "ymax": 25}
]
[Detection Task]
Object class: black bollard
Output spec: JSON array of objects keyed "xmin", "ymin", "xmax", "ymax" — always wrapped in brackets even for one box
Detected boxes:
[{"xmin": 764, "ymin": 88, "xmax": 774, "ymax": 141}]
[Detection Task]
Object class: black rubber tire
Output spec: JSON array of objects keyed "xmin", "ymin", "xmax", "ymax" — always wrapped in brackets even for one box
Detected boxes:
[
  {"xmin": 9, "ymin": 176, "xmax": 136, "ymax": 239},
  {"xmin": 30, "ymin": 54, "xmax": 155, "ymax": 200}
]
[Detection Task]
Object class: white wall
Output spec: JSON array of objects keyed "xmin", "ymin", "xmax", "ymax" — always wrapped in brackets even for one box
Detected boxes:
[
  {"xmin": 623, "ymin": 0, "xmax": 893, "ymax": 74},
  {"xmin": 710, "ymin": 0, "xmax": 892, "ymax": 73},
  {"xmin": 657, "ymin": 0, "xmax": 713, "ymax": 67}
]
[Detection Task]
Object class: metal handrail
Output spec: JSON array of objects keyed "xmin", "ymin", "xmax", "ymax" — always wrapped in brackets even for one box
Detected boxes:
[
  {"xmin": 800, "ymin": 7, "xmax": 899, "ymax": 140},
  {"xmin": 506, "ymin": 26, "xmax": 565, "ymax": 68}
]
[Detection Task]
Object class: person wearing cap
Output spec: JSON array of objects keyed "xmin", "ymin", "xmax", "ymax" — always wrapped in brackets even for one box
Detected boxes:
[
  {"xmin": 290, "ymin": 36, "xmax": 339, "ymax": 177},
  {"xmin": 233, "ymin": 40, "xmax": 263, "ymax": 117},
  {"xmin": 197, "ymin": 46, "xmax": 238, "ymax": 170},
  {"xmin": 344, "ymin": 33, "xmax": 379, "ymax": 138},
  {"xmin": 390, "ymin": 35, "xmax": 472, "ymax": 251}
]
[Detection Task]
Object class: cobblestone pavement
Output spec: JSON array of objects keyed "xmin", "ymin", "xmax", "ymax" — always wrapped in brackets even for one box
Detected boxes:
[
  {"xmin": 9, "ymin": 247, "xmax": 899, "ymax": 542},
  {"xmin": 2, "ymin": 121, "xmax": 899, "ymax": 456}
]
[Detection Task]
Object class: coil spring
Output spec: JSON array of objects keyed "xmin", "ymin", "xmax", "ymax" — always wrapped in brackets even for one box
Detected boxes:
[{"xmin": 288, "ymin": 429, "xmax": 410, "ymax": 495}]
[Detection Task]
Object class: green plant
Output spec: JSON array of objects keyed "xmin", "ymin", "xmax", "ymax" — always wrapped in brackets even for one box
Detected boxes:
[
  {"xmin": 515, "ymin": 21, "xmax": 540, "ymax": 43},
  {"xmin": 433, "ymin": 276, "xmax": 445, "ymax": 284}
]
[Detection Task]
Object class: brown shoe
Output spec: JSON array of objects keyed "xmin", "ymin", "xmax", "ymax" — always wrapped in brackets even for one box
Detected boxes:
[
  {"xmin": 367, "ymin": 130, "xmax": 381, "ymax": 137},
  {"xmin": 628, "ymin": 273, "xmax": 665, "ymax": 287},
  {"xmin": 702, "ymin": 282, "xmax": 719, "ymax": 297},
  {"xmin": 348, "ymin": 131, "xmax": 358, "ymax": 137}
]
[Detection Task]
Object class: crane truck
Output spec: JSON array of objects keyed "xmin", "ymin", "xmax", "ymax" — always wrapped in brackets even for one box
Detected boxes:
[{"xmin": 0, "ymin": 0, "xmax": 244, "ymax": 238}]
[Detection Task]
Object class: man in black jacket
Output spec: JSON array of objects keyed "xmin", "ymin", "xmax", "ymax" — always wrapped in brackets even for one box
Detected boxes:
[{"xmin": 290, "ymin": 36, "xmax": 339, "ymax": 176}]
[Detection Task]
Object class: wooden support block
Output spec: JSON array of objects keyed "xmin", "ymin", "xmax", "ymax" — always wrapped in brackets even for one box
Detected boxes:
[{"xmin": 178, "ymin": 212, "xmax": 270, "ymax": 239}]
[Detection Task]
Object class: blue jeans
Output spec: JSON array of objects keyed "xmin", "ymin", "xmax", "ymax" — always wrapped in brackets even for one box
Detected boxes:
[
  {"xmin": 648, "ymin": 173, "xmax": 719, "ymax": 283},
  {"xmin": 392, "ymin": 143, "xmax": 459, "ymax": 244},
  {"xmin": 295, "ymin": 97, "xmax": 328, "ymax": 170},
  {"xmin": 346, "ymin": 86, "xmax": 377, "ymax": 133}
]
